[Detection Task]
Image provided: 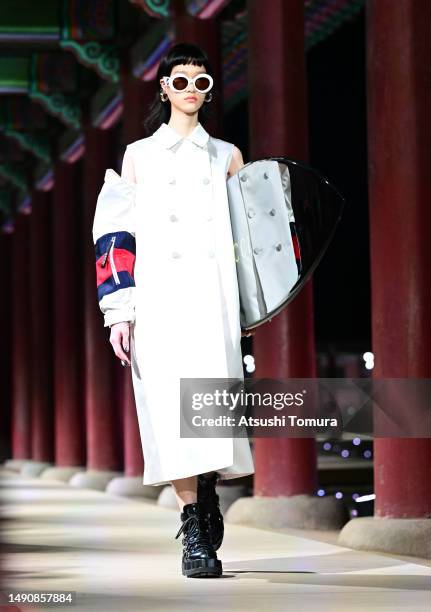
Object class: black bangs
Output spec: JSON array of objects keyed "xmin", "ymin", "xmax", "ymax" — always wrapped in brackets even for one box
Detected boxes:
[
  {"xmin": 160, "ymin": 43, "xmax": 213, "ymax": 78},
  {"xmin": 162, "ymin": 43, "xmax": 212, "ymax": 76},
  {"xmin": 142, "ymin": 42, "xmax": 216, "ymax": 137}
]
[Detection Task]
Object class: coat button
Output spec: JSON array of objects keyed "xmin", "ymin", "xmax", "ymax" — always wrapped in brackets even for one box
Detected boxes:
[
  {"xmin": 263, "ymin": 171, "xmax": 269, "ymax": 179},
  {"xmin": 253, "ymin": 247, "xmax": 263, "ymax": 255},
  {"xmin": 169, "ymin": 178, "xmax": 176, "ymax": 185},
  {"xmin": 203, "ymin": 177, "xmax": 210, "ymax": 185},
  {"xmin": 170, "ymin": 214, "xmax": 179, "ymax": 222},
  {"xmin": 247, "ymin": 209, "xmax": 255, "ymax": 218},
  {"xmin": 275, "ymin": 243, "xmax": 282, "ymax": 251},
  {"xmin": 240, "ymin": 173, "xmax": 248, "ymax": 182},
  {"xmin": 172, "ymin": 251, "xmax": 181, "ymax": 258},
  {"xmin": 269, "ymin": 208, "xmax": 276, "ymax": 216}
]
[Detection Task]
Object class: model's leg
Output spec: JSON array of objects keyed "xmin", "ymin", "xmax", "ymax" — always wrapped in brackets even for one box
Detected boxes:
[
  {"xmin": 200, "ymin": 470, "xmax": 216, "ymax": 479},
  {"xmin": 172, "ymin": 474, "xmax": 222, "ymax": 578},
  {"xmin": 197, "ymin": 470, "xmax": 224, "ymax": 551},
  {"xmin": 171, "ymin": 475, "xmax": 197, "ymax": 511},
  {"xmin": 171, "ymin": 472, "xmax": 217, "ymax": 511}
]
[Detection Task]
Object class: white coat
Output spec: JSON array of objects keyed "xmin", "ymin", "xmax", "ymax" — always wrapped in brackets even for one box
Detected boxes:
[{"xmin": 93, "ymin": 121, "xmax": 255, "ymax": 486}]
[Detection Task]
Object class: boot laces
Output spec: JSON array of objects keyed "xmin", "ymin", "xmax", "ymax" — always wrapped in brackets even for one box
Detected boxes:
[{"xmin": 174, "ymin": 514, "xmax": 213, "ymax": 552}]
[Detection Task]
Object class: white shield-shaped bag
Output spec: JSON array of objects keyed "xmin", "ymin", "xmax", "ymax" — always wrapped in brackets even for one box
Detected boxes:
[{"xmin": 227, "ymin": 157, "xmax": 346, "ymax": 331}]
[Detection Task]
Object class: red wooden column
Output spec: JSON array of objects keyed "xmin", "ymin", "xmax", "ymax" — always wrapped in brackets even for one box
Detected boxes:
[
  {"xmin": 367, "ymin": 0, "xmax": 431, "ymax": 518},
  {"xmin": 0, "ymin": 232, "xmax": 12, "ymax": 462},
  {"xmin": 248, "ymin": 0, "xmax": 318, "ymax": 498},
  {"xmin": 121, "ymin": 66, "xmax": 149, "ymax": 143},
  {"xmin": 51, "ymin": 161, "xmax": 86, "ymax": 469},
  {"xmin": 118, "ymin": 368, "xmax": 143, "ymax": 478},
  {"xmin": 11, "ymin": 212, "xmax": 32, "ymax": 460},
  {"xmin": 79, "ymin": 125, "xmax": 122, "ymax": 481},
  {"xmin": 30, "ymin": 191, "xmax": 54, "ymax": 463},
  {"xmin": 117, "ymin": 65, "xmax": 150, "ymax": 480}
]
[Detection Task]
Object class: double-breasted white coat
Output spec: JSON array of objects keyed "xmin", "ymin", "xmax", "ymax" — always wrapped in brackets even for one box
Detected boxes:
[{"xmin": 93, "ymin": 121, "xmax": 255, "ymax": 486}]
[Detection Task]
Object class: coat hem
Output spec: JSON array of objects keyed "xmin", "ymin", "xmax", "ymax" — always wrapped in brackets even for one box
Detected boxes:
[{"xmin": 142, "ymin": 466, "xmax": 255, "ymax": 487}]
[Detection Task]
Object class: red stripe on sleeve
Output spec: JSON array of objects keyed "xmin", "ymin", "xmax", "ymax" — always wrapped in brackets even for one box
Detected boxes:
[{"xmin": 96, "ymin": 248, "xmax": 136, "ymax": 287}]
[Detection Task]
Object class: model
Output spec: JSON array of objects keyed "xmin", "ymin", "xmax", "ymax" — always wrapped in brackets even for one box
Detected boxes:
[{"xmin": 92, "ymin": 42, "xmax": 255, "ymax": 578}]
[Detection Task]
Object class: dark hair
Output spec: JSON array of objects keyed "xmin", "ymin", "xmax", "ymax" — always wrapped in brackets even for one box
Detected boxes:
[{"xmin": 143, "ymin": 42, "xmax": 215, "ymax": 136}]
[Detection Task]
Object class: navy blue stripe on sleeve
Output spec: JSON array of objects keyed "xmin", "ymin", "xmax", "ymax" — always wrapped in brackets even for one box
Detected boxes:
[
  {"xmin": 97, "ymin": 270, "xmax": 135, "ymax": 301},
  {"xmin": 95, "ymin": 231, "xmax": 136, "ymax": 260}
]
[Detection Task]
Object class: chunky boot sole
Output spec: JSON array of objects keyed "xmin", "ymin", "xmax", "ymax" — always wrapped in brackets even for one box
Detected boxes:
[{"xmin": 182, "ymin": 557, "xmax": 223, "ymax": 578}]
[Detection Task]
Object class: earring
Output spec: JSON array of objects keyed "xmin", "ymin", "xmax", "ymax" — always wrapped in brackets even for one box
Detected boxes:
[
  {"xmin": 160, "ymin": 90, "xmax": 168, "ymax": 102},
  {"xmin": 204, "ymin": 92, "xmax": 213, "ymax": 103}
]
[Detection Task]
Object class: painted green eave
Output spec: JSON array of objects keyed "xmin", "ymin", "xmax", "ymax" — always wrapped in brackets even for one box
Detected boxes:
[{"xmin": 0, "ymin": 0, "xmax": 58, "ymax": 37}]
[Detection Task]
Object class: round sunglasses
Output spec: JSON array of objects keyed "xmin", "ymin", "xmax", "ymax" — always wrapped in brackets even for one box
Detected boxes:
[{"xmin": 161, "ymin": 72, "xmax": 213, "ymax": 94}]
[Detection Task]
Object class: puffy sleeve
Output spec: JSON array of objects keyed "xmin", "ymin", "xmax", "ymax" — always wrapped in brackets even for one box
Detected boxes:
[
  {"xmin": 92, "ymin": 146, "xmax": 137, "ymax": 328},
  {"xmin": 121, "ymin": 147, "xmax": 136, "ymax": 183}
]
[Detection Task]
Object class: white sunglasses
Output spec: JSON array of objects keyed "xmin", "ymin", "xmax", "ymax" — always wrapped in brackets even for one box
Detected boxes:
[{"xmin": 161, "ymin": 72, "xmax": 213, "ymax": 94}]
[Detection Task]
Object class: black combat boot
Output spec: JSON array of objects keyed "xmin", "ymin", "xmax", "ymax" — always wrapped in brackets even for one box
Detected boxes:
[
  {"xmin": 174, "ymin": 501, "xmax": 222, "ymax": 578},
  {"xmin": 197, "ymin": 472, "xmax": 224, "ymax": 551}
]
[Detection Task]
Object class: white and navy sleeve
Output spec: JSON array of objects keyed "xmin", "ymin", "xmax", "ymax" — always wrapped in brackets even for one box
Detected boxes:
[{"xmin": 92, "ymin": 147, "xmax": 137, "ymax": 328}]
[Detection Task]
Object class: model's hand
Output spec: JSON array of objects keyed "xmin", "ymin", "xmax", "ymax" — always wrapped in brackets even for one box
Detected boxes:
[{"xmin": 110, "ymin": 321, "xmax": 131, "ymax": 366}]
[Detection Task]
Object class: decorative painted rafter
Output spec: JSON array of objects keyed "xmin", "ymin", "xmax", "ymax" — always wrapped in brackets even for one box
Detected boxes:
[
  {"xmin": 221, "ymin": 16, "xmax": 247, "ymax": 112},
  {"xmin": 0, "ymin": 0, "xmax": 59, "ymax": 44},
  {"xmin": 60, "ymin": 0, "xmax": 120, "ymax": 83},
  {"xmin": 129, "ymin": 0, "xmax": 228, "ymax": 18},
  {"xmin": 305, "ymin": 0, "xmax": 364, "ymax": 50},
  {"xmin": 59, "ymin": 39, "xmax": 120, "ymax": 83},
  {"xmin": 17, "ymin": 190, "xmax": 32, "ymax": 214},
  {"xmin": 131, "ymin": 22, "xmax": 174, "ymax": 81},
  {"xmin": 0, "ymin": 97, "xmax": 50, "ymax": 162},
  {"xmin": 0, "ymin": 164, "xmax": 28, "ymax": 191},
  {"xmin": 34, "ymin": 161, "xmax": 54, "ymax": 192},
  {"xmin": 2, "ymin": 128, "xmax": 50, "ymax": 163},
  {"xmin": 1, "ymin": 218, "xmax": 14, "ymax": 234},
  {"xmin": 221, "ymin": 0, "xmax": 365, "ymax": 111},
  {"xmin": 0, "ymin": 189, "xmax": 14, "ymax": 233},
  {"xmin": 28, "ymin": 84, "xmax": 81, "ymax": 129},
  {"xmin": 128, "ymin": 0, "xmax": 170, "ymax": 18},
  {"xmin": 29, "ymin": 88, "xmax": 81, "ymax": 129},
  {"xmin": 59, "ymin": 130, "xmax": 85, "ymax": 164},
  {"xmin": 0, "ymin": 57, "xmax": 29, "ymax": 94},
  {"xmin": 0, "ymin": 54, "xmax": 80, "ymax": 129},
  {"xmin": 28, "ymin": 53, "xmax": 81, "ymax": 129},
  {"xmin": 186, "ymin": 0, "xmax": 231, "ymax": 19},
  {"xmin": 91, "ymin": 82, "xmax": 123, "ymax": 130}
]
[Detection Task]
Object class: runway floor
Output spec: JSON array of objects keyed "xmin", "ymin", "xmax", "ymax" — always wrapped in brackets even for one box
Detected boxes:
[{"xmin": 1, "ymin": 468, "xmax": 430, "ymax": 611}]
